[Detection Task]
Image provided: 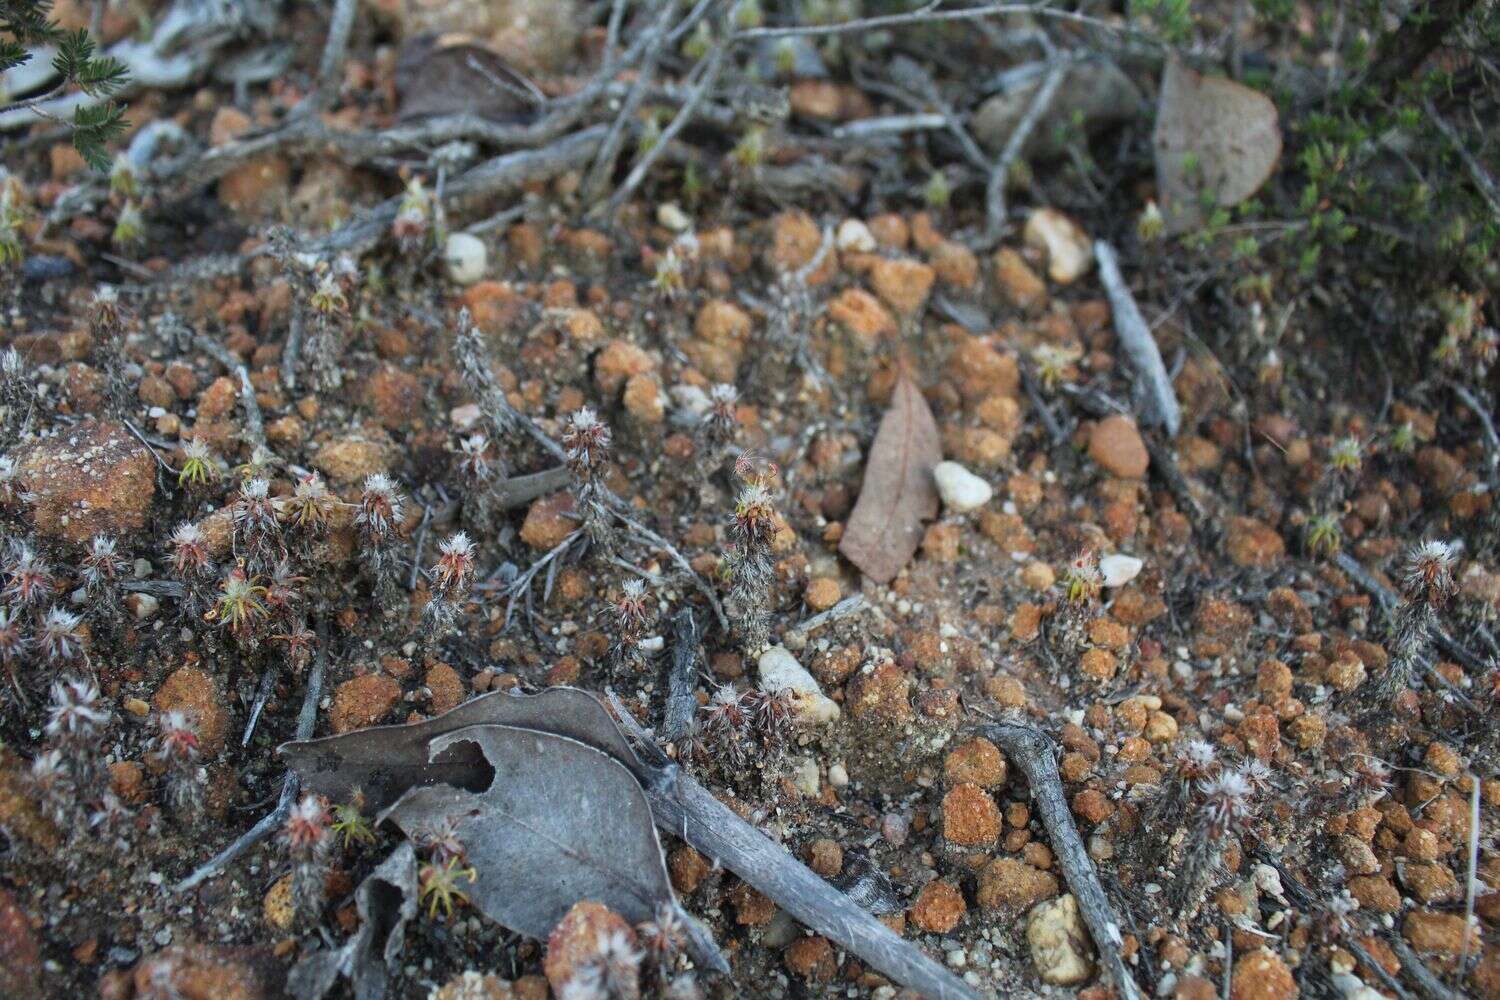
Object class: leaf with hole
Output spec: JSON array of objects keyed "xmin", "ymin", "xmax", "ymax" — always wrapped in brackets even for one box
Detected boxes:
[
  {"xmin": 280, "ymin": 686, "xmax": 641, "ymax": 814},
  {"xmin": 1152, "ymin": 55, "xmax": 1281, "ymax": 235},
  {"xmin": 838, "ymin": 371, "xmax": 942, "ymax": 583},
  {"xmin": 377, "ymin": 724, "xmax": 679, "ymax": 940}
]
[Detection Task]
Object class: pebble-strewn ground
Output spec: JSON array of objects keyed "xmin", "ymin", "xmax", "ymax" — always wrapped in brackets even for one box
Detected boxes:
[{"xmin": 2, "ymin": 7, "xmax": 1499, "ymax": 999}]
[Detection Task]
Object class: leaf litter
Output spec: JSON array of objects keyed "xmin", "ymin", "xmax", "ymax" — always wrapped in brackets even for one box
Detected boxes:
[
  {"xmin": 287, "ymin": 842, "xmax": 419, "ymax": 1000},
  {"xmin": 281, "ymin": 686, "xmax": 981, "ymax": 999},
  {"xmin": 838, "ymin": 369, "xmax": 943, "ymax": 584},
  {"xmin": 380, "ymin": 724, "xmax": 684, "ymax": 941},
  {"xmin": 1152, "ymin": 54, "xmax": 1283, "ymax": 234}
]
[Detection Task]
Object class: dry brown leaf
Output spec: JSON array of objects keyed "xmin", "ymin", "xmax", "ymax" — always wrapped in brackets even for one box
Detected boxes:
[
  {"xmin": 395, "ymin": 34, "xmax": 540, "ymax": 122},
  {"xmin": 1152, "ymin": 55, "xmax": 1282, "ymax": 235},
  {"xmin": 838, "ymin": 372, "xmax": 942, "ymax": 583}
]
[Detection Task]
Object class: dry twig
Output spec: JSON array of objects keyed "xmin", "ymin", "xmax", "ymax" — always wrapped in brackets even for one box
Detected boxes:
[
  {"xmin": 975, "ymin": 722, "xmax": 1144, "ymax": 1000},
  {"xmin": 175, "ymin": 621, "xmax": 329, "ymax": 892},
  {"xmin": 1095, "ymin": 240, "xmax": 1182, "ymax": 436},
  {"xmin": 194, "ymin": 333, "xmax": 265, "ymax": 450},
  {"xmin": 610, "ymin": 695, "xmax": 983, "ymax": 1000}
]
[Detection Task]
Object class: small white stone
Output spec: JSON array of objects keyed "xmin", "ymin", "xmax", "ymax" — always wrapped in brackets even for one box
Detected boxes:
[
  {"xmin": 1026, "ymin": 894, "xmax": 1095, "ymax": 986},
  {"xmin": 1023, "ymin": 207, "xmax": 1092, "ymax": 284},
  {"xmin": 1099, "ymin": 553, "xmax": 1143, "ymax": 588},
  {"xmin": 657, "ymin": 202, "xmax": 692, "ymax": 232},
  {"xmin": 443, "ymin": 232, "xmax": 488, "ymax": 285},
  {"xmin": 638, "ymin": 635, "xmax": 665, "ymax": 653},
  {"xmin": 836, "ymin": 218, "xmax": 876, "ymax": 253},
  {"xmin": 668, "ymin": 384, "xmax": 711, "ymax": 428},
  {"xmin": 932, "ymin": 461, "xmax": 993, "ymax": 513},
  {"xmin": 449, "ymin": 403, "xmax": 482, "ymax": 429},
  {"xmin": 827, "ymin": 762, "xmax": 849, "ymax": 787},
  {"xmin": 129, "ymin": 593, "xmax": 160, "ymax": 620},
  {"xmin": 757, "ymin": 645, "xmax": 840, "ymax": 723},
  {"xmin": 792, "ymin": 758, "xmax": 820, "ymax": 797}
]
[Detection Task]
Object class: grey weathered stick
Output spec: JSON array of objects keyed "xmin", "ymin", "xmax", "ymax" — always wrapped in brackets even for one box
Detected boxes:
[
  {"xmin": 307, "ymin": 0, "xmax": 358, "ymax": 114},
  {"xmin": 1256, "ymin": 850, "xmax": 1416, "ymax": 1000},
  {"xmin": 660, "ymin": 608, "xmax": 700, "ymax": 743},
  {"xmin": 195, "ymin": 333, "xmax": 265, "ymax": 449},
  {"xmin": 976, "ymin": 722, "xmax": 1144, "ymax": 1000},
  {"xmin": 175, "ymin": 622, "xmax": 328, "ymax": 892},
  {"xmin": 832, "ymin": 113, "xmax": 947, "ymax": 140},
  {"xmin": 983, "ymin": 55, "xmax": 1067, "ymax": 244},
  {"xmin": 604, "ymin": 25, "xmax": 731, "ymax": 217},
  {"xmin": 1449, "ymin": 381, "xmax": 1500, "ymax": 490},
  {"xmin": 608, "ymin": 697, "xmax": 981, "ymax": 1000},
  {"xmin": 282, "ymin": 310, "xmax": 304, "ymax": 392},
  {"xmin": 1389, "ymin": 936, "xmax": 1469, "ymax": 1000},
  {"xmin": 491, "ymin": 465, "xmax": 570, "ymax": 509},
  {"xmin": 1094, "ymin": 240, "xmax": 1181, "ymax": 437},
  {"xmin": 242, "ymin": 664, "xmax": 278, "ymax": 746},
  {"xmin": 581, "ymin": 0, "xmax": 679, "ymax": 203},
  {"xmin": 308, "ymin": 125, "xmax": 609, "ymax": 256}
]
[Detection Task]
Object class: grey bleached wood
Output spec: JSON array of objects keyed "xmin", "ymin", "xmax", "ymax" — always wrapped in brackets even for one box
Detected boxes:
[
  {"xmin": 612, "ymin": 697, "xmax": 983, "ymax": 1000},
  {"xmin": 1094, "ymin": 240, "xmax": 1180, "ymax": 438},
  {"xmin": 976, "ymin": 722, "xmax": 1143, "ymax": 1000},
  {"xmin": 660, "ymin": 608, "xmax": 700, "ymax": 743}
]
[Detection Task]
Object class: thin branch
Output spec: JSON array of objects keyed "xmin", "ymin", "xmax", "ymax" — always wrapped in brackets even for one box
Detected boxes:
[
  {"xmin": 612, "ymin": 507, "xmax": 728, "ymax": 633},
  {"xmin": 975, "ymin": 722, "xmax": 1144, "ymax": 1000},
  {"xmin": 305, "ymin": 0, "xmax": 358, "ymax": 115},
  {"xmin": 1332, "ymin": 551, "xmax": 1489, "ymax": 678},
  {"xmin": 1448, "ymin": 381, "xmax": 1500, "ymax": 490},
  {"xmin": 609, "ymin": 695, "xmax": 983, "ymax": 1000},
  {"xmin": 1095, "ymin": 240, "xmax": 1182, "ymax": 436},
  {"xmin": 193, "ymin": 333, "xmax": 265, "ymax": 450},
  {"xmin": 1456, "ymin": 774, "xmax": 1481, "ymax": 991},
  {"xmin": 281, "ymin": 310, "xmax": 304, "ymax": 392},
  {"xmin": 242, "ymin": 663, "xmax": 278, "ymax": 746},
  {"xmin": 733, "ymin": 2, "xmax": 1132, "ymax": 43},
  {"xmin": 1389, "ymin": 936, "xmax": 1469, "ymax": 1000},
  {"xmin": 307, "ymin": 125, "xmax": 609, "ymax": 256},
  {"xmin": 604, "ymin": 30, "xmax": 731, "ymax": 217},
  {"xmin": 789, "ymin": 593, "xmax": 869, "ymax": 636},
  {"xmin": 831, "ymin": 113, "xmax": 948, "ymax": 140},
  {"xmin": 983, "ymin": 55, "xmax": 1067, "ymax": 244},
  {"xmin": 581, "ymin": 0, "xmax": 681, "ymax": 204},
  {"xmin": 175, "ymin": 621, "xmax": 329, "ymax": 892}
]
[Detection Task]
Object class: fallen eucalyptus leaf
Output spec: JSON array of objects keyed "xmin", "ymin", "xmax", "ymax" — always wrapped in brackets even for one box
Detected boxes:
[
  {"xmin": 287, "ymin": 842, "xmax": 418, "ymax": 1000},
  {"xmin": 378, "ymin": 724, "xmax": 680, "ymax": 937},
  {"xmin": 838, "ymin": 371, "xmax": 942, "ymax": 584},
  {"xmin": 395, "ymin": 34, "xmax": 541, "ymax": 122},
  {"xmin": 1153, "ymin": 55, "xmax": 1281, "ymax": 235},
  {"xmin": 280, "ymin": 686, "xmax": 639, "ymax": 814}
]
